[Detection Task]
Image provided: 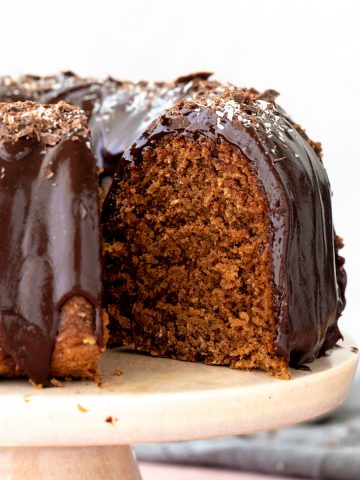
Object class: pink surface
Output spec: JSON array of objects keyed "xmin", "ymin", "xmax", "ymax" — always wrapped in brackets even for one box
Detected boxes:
[{"xmin": 139, "ymin": 462, "xmax": 298, "ymax": 480}]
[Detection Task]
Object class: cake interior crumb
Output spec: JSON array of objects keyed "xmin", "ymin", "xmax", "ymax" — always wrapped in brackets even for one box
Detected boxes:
[{"xmin": 104, "ymin": 135, "xmax": 289, "ymax": 378}]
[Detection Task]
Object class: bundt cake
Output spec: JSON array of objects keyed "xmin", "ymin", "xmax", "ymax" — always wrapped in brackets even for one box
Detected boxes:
[
  {"xmin": 0, "ymin": 72, "xmax": 346, "ymax": 382},
  {"xmin": 0, "ymin": 101, "xmax": 105, "ymax": 386},
  {"xmin": 101, "ymin": 85, "xmax": 346, "ymax": 378}
]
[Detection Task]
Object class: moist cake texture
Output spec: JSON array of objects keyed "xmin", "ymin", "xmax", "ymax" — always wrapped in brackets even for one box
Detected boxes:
[
  {"xmin": 0, "ymin": 101, "xmax": 104, "ymax": 385},
  {"xmin": 102, "ymin": 86, "xmax": 346, "ymax": 377}
]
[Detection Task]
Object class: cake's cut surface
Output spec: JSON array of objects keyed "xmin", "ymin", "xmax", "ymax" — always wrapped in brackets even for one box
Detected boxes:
[
  {"xmin": 102, "ymin": 86, "xmax": 346, "ymax": 377},
  {"xmin": 104, "ymin": 136, "xmax": 288, "ymax": 376},
  {"xmin": 0, "ymin": 101, "xmax": 104, "ymax": 386}
]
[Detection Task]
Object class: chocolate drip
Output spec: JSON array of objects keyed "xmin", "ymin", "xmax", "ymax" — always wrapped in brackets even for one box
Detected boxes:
[
  {"xmin": 103, "ymin": 88, "xmax": 344, "ymax": 365},
  {"xmin": 0, "ymin": 135, "xmax": 102, "ymax": 385}
]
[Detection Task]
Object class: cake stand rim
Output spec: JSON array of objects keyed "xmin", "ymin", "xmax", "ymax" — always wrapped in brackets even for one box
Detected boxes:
[{"xmin": 0, "ymin": 334, "xmax": 357, "ymax": 447}]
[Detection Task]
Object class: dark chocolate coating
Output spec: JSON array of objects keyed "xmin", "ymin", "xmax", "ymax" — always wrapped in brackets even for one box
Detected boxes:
[
  {"xmin": 1, "ymin": 72, "xmax": 103, "ymax": 129},
  {"xmin": 1, "ymin": 72, "xmax": 218, "ymax": 177},
  {"xmin": 87, "ymin": 75, "xmax": 215, "ymax": 176},
  {"xmin": 42, "ymin": 76, "xmax": 103, "ymax": 121},
  {"xmin": 6, "ymin": 72, "xmax": 217, "ymax": 177},
  {"xmin": 103, "ymin": 91, "xmax": 345, "ymax": 365},
  {"xmin": 0, "ymin": 137, "xmax": 102, "ymax": 385}
]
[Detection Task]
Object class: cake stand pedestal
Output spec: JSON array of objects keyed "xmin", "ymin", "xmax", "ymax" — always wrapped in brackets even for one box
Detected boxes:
[{"xmin": 0, "ymin": 336, "xmax": 358, "ymax": 480}]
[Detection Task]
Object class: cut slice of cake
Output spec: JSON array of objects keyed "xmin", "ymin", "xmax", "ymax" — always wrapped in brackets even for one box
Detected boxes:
[
  {"xmin": 0, "ymin": 101, "xmax": 105, "ymax": 386},
  {"xmin": 102, "ymin": 87, "xmax": 346, "ymax": 378}
]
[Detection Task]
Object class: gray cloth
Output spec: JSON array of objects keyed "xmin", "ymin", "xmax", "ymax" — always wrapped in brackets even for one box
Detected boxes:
[{"xmin": 135, "ymin": 379, "xmax": 360, "ymax": 479}]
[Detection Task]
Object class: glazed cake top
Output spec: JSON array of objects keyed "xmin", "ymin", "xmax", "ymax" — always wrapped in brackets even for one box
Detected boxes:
[{"xmin": 0, "ymin": 72, "xmax": 221, "ymax": 175}]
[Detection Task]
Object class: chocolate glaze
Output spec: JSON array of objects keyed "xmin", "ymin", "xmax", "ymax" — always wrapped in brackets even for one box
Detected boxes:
[
  {"xmin": 1, "ymin": 72, "xmax": 220, "ymax": 178},
  {"xmin": 103, "ymin": 88, "xmax": 345, "ymax": 365},
  {"xmin": 0, "ymin": 104, "xmax": 102, "ymax": 385},
  {"xmin": 1, "ymin": 72, "xmax": 103, "ymax": 123},
  {"xmin": 88, "ymin": 74, "xmax": 217, "ymax": 177},
  {"xmin": 40, "ymin": 72, "xmax": 103, "ymax": 120},
  {"xmin": 2, "ymin": 72, "xmax": 219, "ymax": 177}
]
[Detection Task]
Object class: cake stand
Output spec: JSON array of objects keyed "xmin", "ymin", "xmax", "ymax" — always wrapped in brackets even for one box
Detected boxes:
[{"xmin": 0, "ymin": 335, "xmax": 358, "ymax": 480}]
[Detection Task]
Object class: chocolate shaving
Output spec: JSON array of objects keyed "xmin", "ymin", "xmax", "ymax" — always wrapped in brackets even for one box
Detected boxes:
[
  {"xmin": 162, "ymin": 115, "xmax": 191, "ymax": 129},
  {"xmin": 255, "ymin": 89, "xmax": 280, "ymax": 103},
  {"xmin": 174, "ymin": 72, "xmax": 213, "ymax": 85}
]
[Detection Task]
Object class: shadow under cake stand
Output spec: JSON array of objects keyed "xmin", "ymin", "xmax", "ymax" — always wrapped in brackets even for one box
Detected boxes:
[{"xmin": 0, "ymin": 335, "xmax": 358, "ymax": 480}]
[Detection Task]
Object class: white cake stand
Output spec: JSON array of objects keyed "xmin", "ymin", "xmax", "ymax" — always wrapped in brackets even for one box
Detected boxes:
[{"xmin": 0, "ymin": 335, "xmax": 358, "ymax": 480}]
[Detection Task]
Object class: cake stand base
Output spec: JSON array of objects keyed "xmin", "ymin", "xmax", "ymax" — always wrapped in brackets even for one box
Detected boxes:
[{"xmin": 0, "ymin": 445, "xmax": 141, "ymax": 480}]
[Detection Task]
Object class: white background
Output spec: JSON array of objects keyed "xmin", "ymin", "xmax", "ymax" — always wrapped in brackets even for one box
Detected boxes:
[{"xmin": 1, "ymin": 0, "xmax": 360, "ymax": 346}]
